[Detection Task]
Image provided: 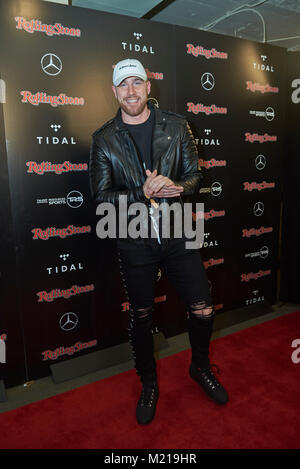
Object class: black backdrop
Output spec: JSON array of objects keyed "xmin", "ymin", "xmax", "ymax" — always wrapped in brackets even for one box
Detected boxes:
[{"xmin": 0, "ymin": 0, "xmax": 287, "ymax": 387}]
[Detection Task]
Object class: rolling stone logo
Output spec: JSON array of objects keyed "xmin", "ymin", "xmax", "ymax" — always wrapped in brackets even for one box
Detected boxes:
[
  {"xmin": 246, "ymin": 81, "xmax": 279, "ymax": 94},
  {"xmin": 187, "ymin": 102, "xmax": 227, "ymax": 116},
  {"xmin": 241, "ymin": 270, "xmax": 271, "ymax": 282},
  {"xmin": 242, "ymin": 226, "xmax": 273, "ymax": 238},
  {"xmin": 42, "ymin": 339, "xmax": 98, "ymax": 361},
  {"xmin": 27, "ymin": 162, "xmax": 87, "ymax": 175},
  {"xmin": 203, "ymin": 257, "xmax": 224, "ymax": 269},
  {"xmin": 198, "ymin": 158, "xmax": 226, "ymax": 169},
  {"xmin": 186, "ymin": 43, "xmax": 228, "ymax": 60},
  {"xmin": 193, "ymin": 209, "xmax": 226, "ymax": 221},
  {"xmin": 36, "ymin": 284, "xmax": 95, "ymax": 303},
  {"xmin": 245, "ymin": 133, "xmax": 277, "ymax": 143},
  {"xmin": 15, "ymin": 17, "xmax": 81, "ymax": 37},
  {"xmin": 243, "ymin": 181, "xmax": 275, "ymax": 191},
  {"xmin": 20, "ymin": 91, "xmax": 84, "ymax": 107},
  {"xmin": 32, "ymin": 225, "xmax": 91, "ymax": 240}
]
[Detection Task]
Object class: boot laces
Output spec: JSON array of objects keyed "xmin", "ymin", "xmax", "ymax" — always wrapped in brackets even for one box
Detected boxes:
[
  {"xmin": 140, "ymin": 385, "xmax": 157, "ymax": 407},
  {"xmin": 200, "ymin": 364, "xmax": 221, "ymax": 390}
]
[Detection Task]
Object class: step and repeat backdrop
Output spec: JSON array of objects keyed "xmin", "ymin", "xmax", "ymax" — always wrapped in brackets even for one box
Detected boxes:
[{"xmin": 0, "ymin": 0, "xmax": 287, "ymax": 387}]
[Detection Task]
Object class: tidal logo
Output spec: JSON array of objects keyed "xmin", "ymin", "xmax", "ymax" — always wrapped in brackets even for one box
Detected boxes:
[
  {"xmin": 122, "ymin": 32, "xmax": 154, "ymax": 54},
  {"xmin": 46, "ymin": 253, "xmax": 84, "ymax": 275},
  {"xmin": 253, "ymin": 55, "xmax": 274, "ymax": 72},
  {"xmin": 36, "ymin": 124, "xmax": 76, "ymax": 145},
  {"xmin": 245, "ymin": 289, "xmax": 265, "ymax": 306},
  {"xmin": 203, "ymin": 232, "xmax": 219, "ymax": 248},
  {"xmin": 195, "ymin": 129, "xmax": 221, "ymax": 147}
]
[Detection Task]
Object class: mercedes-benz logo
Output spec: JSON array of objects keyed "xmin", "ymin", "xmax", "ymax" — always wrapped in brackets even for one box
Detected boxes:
[
  {"xmin": 41, "ymin": 53, "xmax": 63, "ymax": 76},
  {"xmin": 67, "ymin": 190, "xmax": 84, "ymax": 208},
  {"xmin": 265, "ymin": 106, "xmax": 275, "ymax": 121},
  {"xmin": 201, "ymin": 72, "xmax": 215, "ymax": 91},
  {"xmin": 59, "ymin": 312, "xmax": 78, "ymax": 331},
  {"xmin": 211, "ymin": 181, "xmax": 222, "ymax": 197},
  {"xmin": 259, "ymin": 246, "xmax": 269, "ymax": 259},
  {"xmin": 255, "ymin": 154, "xmax": 266, "ymax": 171},
  {"xmin": 253, "ymin": 201, "xmax": 264, "ymax": 217}
]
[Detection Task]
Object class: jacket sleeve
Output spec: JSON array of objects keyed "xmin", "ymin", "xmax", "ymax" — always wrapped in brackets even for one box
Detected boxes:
[
  {"xmin": 89, "ymin": 133, "xmax": 146, "ymax": 206},
  {"xmin": 173, "ymin": 120, "xmax": 203, "ymax": 196}
]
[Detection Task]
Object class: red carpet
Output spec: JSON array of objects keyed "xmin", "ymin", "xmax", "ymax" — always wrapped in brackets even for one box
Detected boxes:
[{"xmin": 0, "ymin": 311, "xmax": 300, "ymax": 449}]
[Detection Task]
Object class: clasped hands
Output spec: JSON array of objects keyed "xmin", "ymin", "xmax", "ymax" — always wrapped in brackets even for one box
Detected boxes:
[{"xmin": 143, "ymin": 169, "xmax": 184, "ymax": 199}]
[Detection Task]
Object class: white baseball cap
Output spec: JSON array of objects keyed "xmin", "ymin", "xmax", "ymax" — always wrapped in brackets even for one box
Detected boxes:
[{"xmin": 113, "ymin": 58, "xmax": 147, "ymax": 86}]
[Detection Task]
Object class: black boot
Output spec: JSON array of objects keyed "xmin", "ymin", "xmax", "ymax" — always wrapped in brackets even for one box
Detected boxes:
[
  {"xmin": 190, "ymin": 362, "xmax": 228, "ymax": 405},
  {"xmin": 136, "ymin": 382, "xmax": 159, "ymax": 425}
]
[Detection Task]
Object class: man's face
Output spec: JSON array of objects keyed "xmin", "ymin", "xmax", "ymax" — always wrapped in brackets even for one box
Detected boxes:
[{"xmin": 112, "ymin": 76, "xmax": 151, "ymax": 118}]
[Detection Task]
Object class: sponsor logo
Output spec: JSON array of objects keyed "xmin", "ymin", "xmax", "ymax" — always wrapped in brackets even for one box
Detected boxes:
[
  {"xmin": 20, "ymin": 91, "xmax": 85, "ymax": 107},
  {"xmin": 122, "ymin": 32, "xmax": 154, "ymax": 54},
  {"xmin": 195, "ymin": 129, "xmax": 221, "ymax": 147},
  {"xmin": 241, "ymin": 270, "xmax": 271, "ymax": 282},
  {"xmin": 0, "ymin": 334, "xmax": 7, "ymax": 364},
  {"xmin": 242, "ymin": 226, "xmax": 273, "ymax": 238},
  {"xmin": 201, "ymin": 72, "xmax": 215, "ymax": 91},
  {"xmin": 27, "ymin": 162, "xmax": 87, "ymax": 175},
  {"xmin": 246, "ymin": 81, "xmax": 279, "ymax": 94},
  {"xmin": 42, "ymin": 339, "xmax": 98, "ymax": 361},
  {"xmin": 245, "ymin": 289, "xmax": 265, "ymax": 306},
  {"xmin": 36, "ymin": 190, "xmax": 84, "ymax": 208},
  {"xmin": 121, "ymin": 295, "xmax": 166, "ymax": 312},
  {"xmin": 253, "ymin": 55, "xmax": 274, "ymax": 72},
  {"xmin": 36, "ymin": 124, "xmax": 77, "ymax": 145},
  {"xmin": 15, "ymin": 17, "xmax": 81, "ymax": 37},
  {"xmin": 59, "ymin": 312, "xmax": 78, "ymax": 331},
  {"xmin": 203, "ymin": 232, "xmax": 219, "ymax": 248},
  {"xmin": 245, "ymin": 246, "xmax": 269, "ymax": 259},
  {"xmin": 203, "ymin": 257, "xmax": 224, "ymax": 269},
  {"xmin": 255, "ymin": 154, "xmax": 266, "ymax": 171},
  {"xmin": 41, "ymin": 53, "xmax": 62, "ymax": 76},
  {"xmin": 36, "ymin": 284, "xmax": 95, "ymax": 303},
  {"xmin": 198, "ymin": 158, "xmax": 226, "ymax": 169},
  {"xmin": 199, "ymin": 182, "xmax": 222, "ymax": 196},
  {"xmin": 145, "ymin": 68, "xmax": 164, "ymax": 80},
  {"xmin": 31, "ymin": 225, "xmax": 91, "ymax": 240},
  {"xmin": 245, "ymin": 133, "xmax": 277, "ymax": 143},
  {"xmin": 193, "ymin": 209, "xmax": 225, "ymax": 221},
  {"xmin": 186, "ymin": 43, "xmax": 228, "ymax": 60},
  {"xmin": 253, "ymin": 201, "xmax": 264, "ymax": 217},
  {"xmin": 46, "ymin": 253, "xmax": 84, "ymax": 276},
  {"xmin": 243, "ymin": 181, "xmax": 275, "ymax": 191},
  {"xmin": 249, "ymin": 107, "xmax": 275, "ymax": 121},
  {"xmin": 187, "ymin": 102, "xmax": 227, "ymax": 115}
]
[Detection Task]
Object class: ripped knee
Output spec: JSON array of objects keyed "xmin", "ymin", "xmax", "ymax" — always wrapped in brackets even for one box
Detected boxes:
[{"xmin": 189, "ymin": 300, "xmax": 214, "ymax": 320}]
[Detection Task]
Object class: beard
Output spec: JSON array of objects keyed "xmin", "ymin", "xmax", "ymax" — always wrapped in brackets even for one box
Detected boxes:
[{"xmin": 119, "ymin": 96, "xmax": 148, "ymax": 117}]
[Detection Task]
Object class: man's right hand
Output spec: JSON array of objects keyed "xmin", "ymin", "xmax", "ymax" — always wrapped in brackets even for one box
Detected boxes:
[{"xmin": 143, "ymin": 169, "xmax": 184, "ymax": 199}]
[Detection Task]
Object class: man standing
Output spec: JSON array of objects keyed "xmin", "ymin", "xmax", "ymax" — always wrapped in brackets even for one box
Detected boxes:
[{"xmin": 90, "ymin": 58, "xmax": 228, "ymax": 425}]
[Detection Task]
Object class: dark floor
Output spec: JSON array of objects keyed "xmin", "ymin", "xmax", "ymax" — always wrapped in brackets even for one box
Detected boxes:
[{"xmin": 0, "ymin": 301, "xmax": 299, "ymax": 414}]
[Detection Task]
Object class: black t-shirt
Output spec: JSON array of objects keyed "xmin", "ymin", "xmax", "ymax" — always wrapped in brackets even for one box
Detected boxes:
[{"xmin": 124, "ymin": 106, "xmax": 154, "ymax": 172}]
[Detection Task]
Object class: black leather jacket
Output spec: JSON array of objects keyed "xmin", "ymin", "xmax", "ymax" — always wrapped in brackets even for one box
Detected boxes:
[{"xmin": 89, "ymin": 103, "xmax": 202, "ymax": 240}]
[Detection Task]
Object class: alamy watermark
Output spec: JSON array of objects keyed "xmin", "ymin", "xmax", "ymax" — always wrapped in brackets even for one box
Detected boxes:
[
  {"xmin": 95, "ymin": 196, "xmax": 204, "ymax": 248},
  {"xmin": 0, "ymin": 334, "xmax": 7, "ymax": 364},
  {"xmin": 291, "ymin": 339, "xmax": 300, "ymax": 364}
]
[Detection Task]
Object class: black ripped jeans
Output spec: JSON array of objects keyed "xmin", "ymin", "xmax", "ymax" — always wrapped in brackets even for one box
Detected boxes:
[{"xmin": 117, "ymin": 236, "xmax": 214, "ymax": 385}]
